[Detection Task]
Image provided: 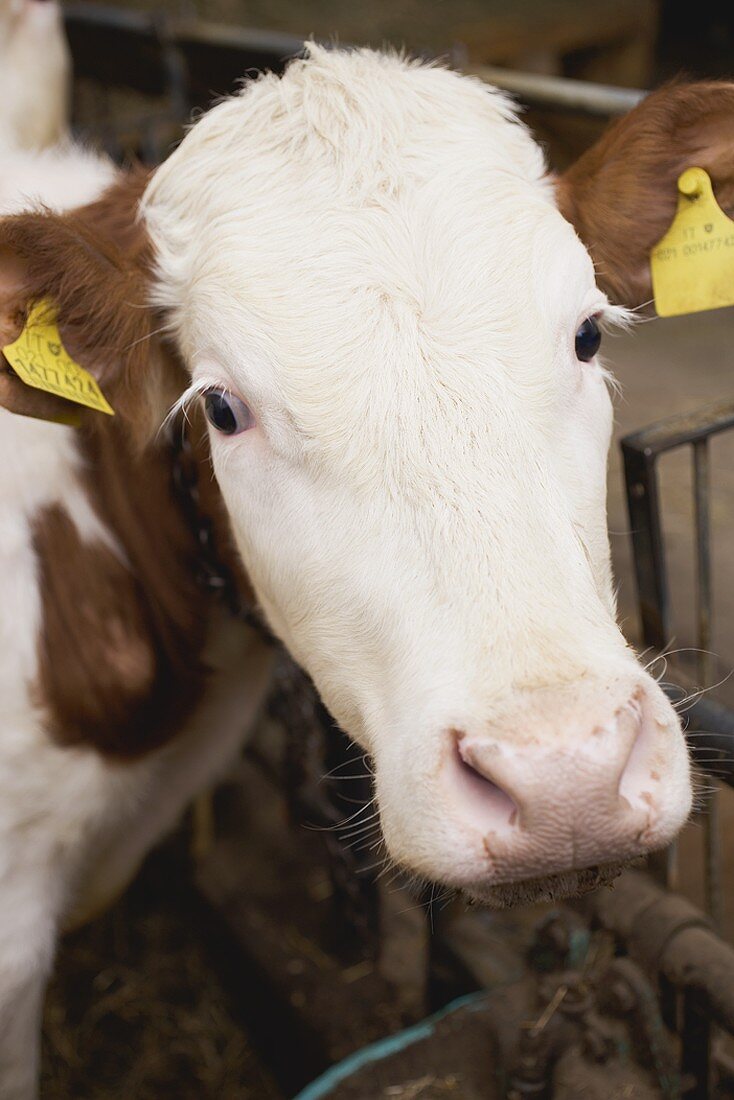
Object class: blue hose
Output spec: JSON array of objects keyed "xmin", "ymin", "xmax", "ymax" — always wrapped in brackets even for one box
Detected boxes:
[{"xmin": 293, "ymin": 990, "xmax": 490, "ymax": 1100}]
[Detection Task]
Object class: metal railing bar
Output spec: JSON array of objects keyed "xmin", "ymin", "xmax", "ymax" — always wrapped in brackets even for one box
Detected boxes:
[
  {"xmin": 693, "ymin": 439, "xmax": 714, "ymax": 681},
  {"xmin": 171, "ymin": 18, "xmax": 306, "ymax": 58},
  {"xmin": 703, "ymin": 785, "xmax": 722, "ymax": 930},
  {"xmin": 468, "ymin": 63, "xmax": 645, "ymax": 117},
  {"xmin": 622, "ymin": 400, "xmax": 734, "ymax": 776},
  {"xmin": 622, "ymin": 399, "xmax": 734, "ymax": 459},
  {"xmin": 64, "ymin": 1, "xmax": 303, "ymax": 52},
  {"xmin": 63, "ymin": 1, "xmax": 159, "ymax": 34},
  {"xmin": 63, "ymin": 3, "xmax": 650, "ymax": 123},
  {"xmin": 692, "ymin": 438, "xmax": 722, "ymax": 929},
  {"xmin": 622, "ymin": 442, "xmax": 670, "ymax": 650}
]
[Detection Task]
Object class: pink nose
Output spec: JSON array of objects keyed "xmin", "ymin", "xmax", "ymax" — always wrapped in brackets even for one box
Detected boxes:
[{"xmin": 444, "ymin": 685, "xmax": 679, "ymax": 881}]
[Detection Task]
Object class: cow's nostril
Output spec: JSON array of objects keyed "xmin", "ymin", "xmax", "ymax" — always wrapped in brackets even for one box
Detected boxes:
[
  {"xmin": 618, "ymin": 693, "xmax": 658, "ymax": 812},
  {"xmin": 445, "ymin": 733, "xmax": 519, "ymax": 834}
]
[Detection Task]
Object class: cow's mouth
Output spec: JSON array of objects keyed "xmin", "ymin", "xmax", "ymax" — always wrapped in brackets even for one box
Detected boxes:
[{"xmin": 462, "ymin": 861, "xmax": 626, "ymax": 909}]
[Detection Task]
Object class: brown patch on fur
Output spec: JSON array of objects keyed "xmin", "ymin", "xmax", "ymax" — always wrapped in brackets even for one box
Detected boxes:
[
  {"xmin": 32, "ymin": 431, "xmax": 209, "ymax": 757},
  {"xmin": 32, "ymin": 401, "xmax": 254, "ymax": 758},
  {"xmin": 558, "ymin": 81, "xmax": 734, "ymax": 307},
  {"xmin": 0, "ymin": 168, "xmax": 254, "ymax": 756}
]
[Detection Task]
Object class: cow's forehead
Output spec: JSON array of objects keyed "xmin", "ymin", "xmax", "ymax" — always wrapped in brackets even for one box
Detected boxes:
[
  {"xmin": 145, "ymin": 45, "xmax": 560, "ymax": 307},
  {"xmin": 145, "ymin": 46, "xmax": 598, "ymax": 459},
  {"xmin": 148, "ymin": 45, "xmax": 547, "ymax": 198}
]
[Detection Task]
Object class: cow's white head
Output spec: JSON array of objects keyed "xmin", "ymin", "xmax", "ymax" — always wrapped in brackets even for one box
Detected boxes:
[
  {"xmin": 5, "ymin": 48, "xmax": 720, "ymax": 905},
  {"xmin": 138, "ymin": 48, "xmax": 698, "ymax": 904},
  {"xmin": 0, "ymin": 0, "xmax": 70, "ymax": 152}
]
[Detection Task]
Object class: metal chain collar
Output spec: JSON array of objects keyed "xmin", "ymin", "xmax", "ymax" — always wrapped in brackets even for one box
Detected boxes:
[{"xmin": 170, "ymin": 420, "xmax": 275, "ymax": 644}]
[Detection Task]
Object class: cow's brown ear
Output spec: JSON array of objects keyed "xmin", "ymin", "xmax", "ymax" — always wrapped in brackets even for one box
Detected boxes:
[
  {"xmin": 557, "ymin": 82, "xmax": 734, "ymax": 308},
  {"xmin": 0, "ymin": 167, "xmax": 184, "ymax": 444}
]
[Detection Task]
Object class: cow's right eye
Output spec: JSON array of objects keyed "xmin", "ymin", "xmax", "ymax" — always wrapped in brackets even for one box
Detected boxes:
[
  {"xmin": 575, "ymin": 316, "xmax": 602, "ymax": 362},
  {"xmin": 203, "ymin": 389, "xmax": 255, "ymax": 435}
]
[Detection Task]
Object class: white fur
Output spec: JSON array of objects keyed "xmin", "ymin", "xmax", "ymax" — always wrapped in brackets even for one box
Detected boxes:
[
  {"xmin": 144, "ymin": 44, "xmax": 691, "ymax": 893},
  {"xmin": 0, "ymin": 0, "xmax": 70, "ymax": 153},
  {"xmin": 0, "ymin": 144, "xmax": 116, "ymax": 216}
]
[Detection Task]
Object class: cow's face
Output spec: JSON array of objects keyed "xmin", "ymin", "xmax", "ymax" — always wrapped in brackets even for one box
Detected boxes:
[
  {"xmin": 141, "ymin": 47, "xmax": 692, "ymax": 905},
  {"xmin": 0, "ymin": 0, "xmax": 70, "ymax": 151},
  {"xmin": 2, "ymin": 50, "xmax": 709, "ymax": 907}
]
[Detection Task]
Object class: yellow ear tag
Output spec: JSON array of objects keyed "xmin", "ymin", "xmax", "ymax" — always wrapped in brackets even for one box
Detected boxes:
[
  {"xmin": 2, "ymin": 299, "xmax": 114, "ymax": 416},
  {"xmin": 651, "ymin": 167, "xmax": 734, "ymax": 317}
]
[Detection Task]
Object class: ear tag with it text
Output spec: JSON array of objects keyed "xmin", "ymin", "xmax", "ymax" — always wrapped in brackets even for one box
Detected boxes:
[
  {"xmin": 2, "ymin": 299, "xmax": 114, "ymax": 416},
  {"xmin": 651, "ymin": 167, "xmax": 734, "ymax": 317}
]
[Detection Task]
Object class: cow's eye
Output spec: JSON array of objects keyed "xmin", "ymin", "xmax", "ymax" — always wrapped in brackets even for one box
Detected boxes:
[
  {"xmin": 575, "ymin": 316, "xmax": 602, "ymax": 362},
  {"xmin": 203, "ymin": 389, "xmax": 254, "ymax": 435}
]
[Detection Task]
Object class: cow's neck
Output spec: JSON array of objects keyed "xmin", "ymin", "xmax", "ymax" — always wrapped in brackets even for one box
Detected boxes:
[{"xmin": 31, "ymin": 405, "xmax": 256, "ymax": 758}]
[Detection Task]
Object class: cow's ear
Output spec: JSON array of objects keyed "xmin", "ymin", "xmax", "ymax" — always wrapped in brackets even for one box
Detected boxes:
[
  {"xmin": 0, "ymin": 168, "xmax": 184, "ymax": 444},
  {"xmin": 557, "ymin": 82, "xmax": 734, "ymax": 308}
]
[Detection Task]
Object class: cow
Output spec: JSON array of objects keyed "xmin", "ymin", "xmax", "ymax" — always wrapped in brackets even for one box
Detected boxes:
[
  {"xmin": 0, "ymin": 0, "xmax": 70, "ymax": 152},
  {"xmin": 2, "ymin": 44, "xmax": 723, "ymax": 1096}
]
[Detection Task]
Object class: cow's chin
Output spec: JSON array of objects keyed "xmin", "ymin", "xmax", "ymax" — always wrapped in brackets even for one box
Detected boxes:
[{"xmin": 459, "ymin": 861, "xmax": 627, "ymax": 909}]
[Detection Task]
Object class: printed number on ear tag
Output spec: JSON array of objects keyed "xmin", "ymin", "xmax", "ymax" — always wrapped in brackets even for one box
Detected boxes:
[
  {"xmin": 2, "ymin": 299, "xmax": 114, "ymax": 416},
  {"xmin": 651, "ymin": 167, "xmax": 734, "ymax": 317}
]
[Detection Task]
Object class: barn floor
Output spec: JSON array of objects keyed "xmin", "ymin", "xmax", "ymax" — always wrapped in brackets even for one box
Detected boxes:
[{"xmin": 42, "ymin": 842, "xmax": 283, "ymax": 1100}]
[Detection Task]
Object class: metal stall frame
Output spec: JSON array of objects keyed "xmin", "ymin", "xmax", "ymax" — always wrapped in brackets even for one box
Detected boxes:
[
  {"xmin": 622, "ymin": 401, "xmax": 734, "ymax": 932},
  {"xmin": 62, "ymin": 1, "xmax": 649, "ymax": 163}
]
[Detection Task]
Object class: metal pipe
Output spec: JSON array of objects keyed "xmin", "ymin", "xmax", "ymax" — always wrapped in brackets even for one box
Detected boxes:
[
  {"xmin": 65, "ymin": 3, "xmax": 646, "ymax": 124},
  {"xmin": 587, "ymin": 871, "xmax": 734, "ymax": 1034},
  {"xmin": 468, "ymin": 64, "xmax": 645, "ymax": 117}
]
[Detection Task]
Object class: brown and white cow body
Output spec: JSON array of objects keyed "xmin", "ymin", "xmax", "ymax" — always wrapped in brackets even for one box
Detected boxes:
[
  {"xmin": 2, "ymin": 45, "xmax": 730, "ymax": 1097},
  {"xmin": 0, "ymin": 148, "xmax": 275, "ymax": 1098}
]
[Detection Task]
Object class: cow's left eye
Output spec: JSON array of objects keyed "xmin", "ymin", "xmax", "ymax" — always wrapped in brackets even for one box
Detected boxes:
[
  {"xmin": 575, "ymin": 316, "xmax": 602, "ymax": 362},
  {"xmin": 203, "ymin": 389, "xmax": 255, "ymax": 435}
]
